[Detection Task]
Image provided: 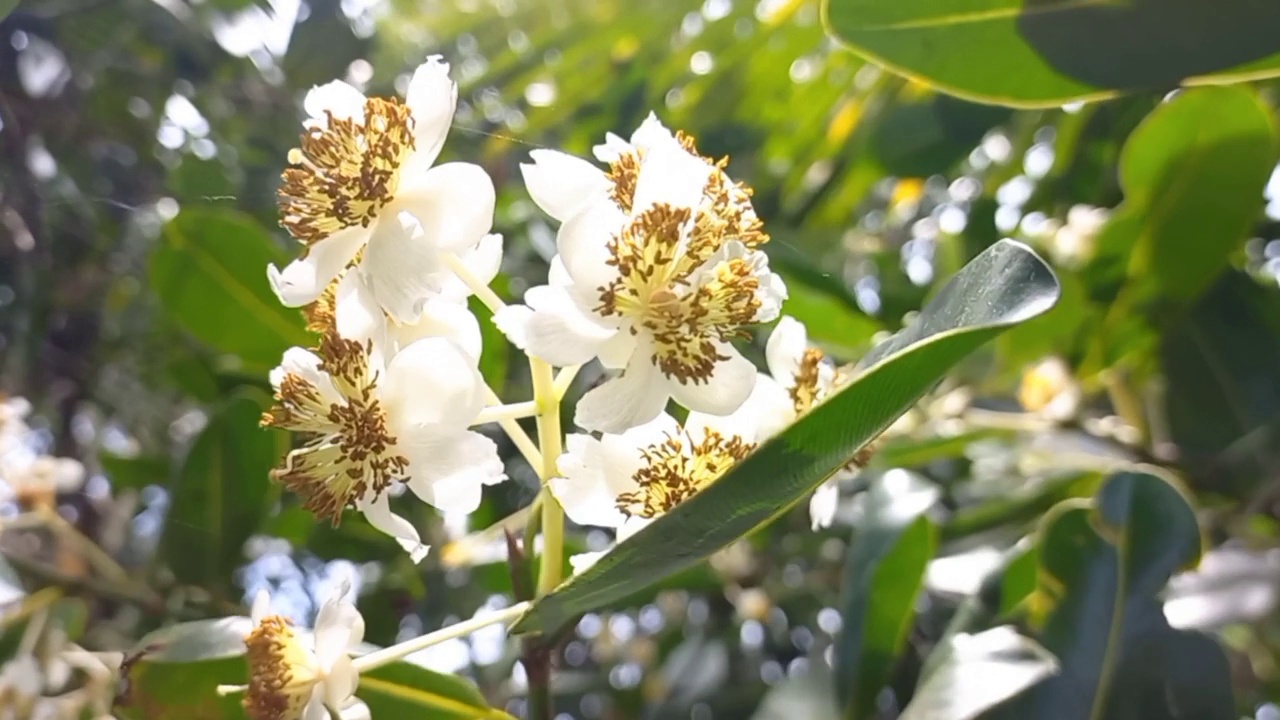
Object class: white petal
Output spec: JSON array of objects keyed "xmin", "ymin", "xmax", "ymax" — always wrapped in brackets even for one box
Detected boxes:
[
  {"xmin": 404, "ymin": 56, "xmax": 457, "ymax": 171},
  {"xmin": 394, "ymin": 162, "xmax": 496, "ymax": 253},
  {"xmin": 357, "ymin": 493, "xmax": 429, "ymax": 563},
  {"xmin": 591, "ymin": 132, "xmax": 632, "ymax": 164},
  {"xmin": 520, "ymin": 149, "xmax": 610, "ymax": 223},
  {"xmin": 313, "ymin": 598, "xmax": 364, "ymax": 669},
  {"xmin": 496, "ymin": 284, "xmax": 616, "ymax": 367},
  {"xmin": 333, "ymin": 271, "xmax": 387, "ymax": 348},
  {"xmin": 755, "ymin": 268, "xmax": 789, "ymax": 323},
  {"xmin": 358, "ymin": 210, "xmax": 438, "ymax": 323},
  {"xmin": 250, "ymin": 589, "xmax": 271, "ymax": 623},
  {"xmin": 380, "ymin": 337, "xmax": 484, "ymax": 431},
  {"xmin": 667, "ymin": 343, "xmax": 757, "ymax": 416},
  {"xmin": 302, "ymin": 691, "xmax": 329, "ymax": 720},
  {"xmin": 687, "ymin": 372, "xmax": 792, "ymax": 443},
  {"xmin": 574, "ymin": 350, "xmax": 670, "ymax": 433},
  {"xmin": 765, "ymin": 316, "xmax": 808, "ymax": 387},
  {"xmin": 556, "ymin": 200, "xmax": 626, "ymax": 291},
  {"xmin": 402, "ymin": 431, "xmax": 505, "ymax": 514},
  {"xmin": 323, "ymin": 656, "xmax": 359, "ymax": 709},
  {"xmin": 616, "ymin": 515, "xmax": 653, "ymax": 542},
  {"xmin": 336, "ymin": 698, "xmax": 371, "ymax": 720},
  {"xmin": 272, "ymin": 348, "xmax": 342, "ymax": 405},
  {"xmin": 304, "ymin": 80, "xmax": 366, "ymax": 124},
  {"xmin": 809, "ymin": 479, "xmax": 839, "ymax": 531},
  {"xmin": 392, "ymin": 297, "xmax": 483, "ymax": 361},
  {"xmin": 630, "ymin": 136, "xmax": 711, "ymax": 214},
  {"xmin": 268, "ymin": 225, "xmax": 369, "ymax": 307},
  {"xmin": 629, "ymin": 112, "xmax": 676, "ymax": 153},
  {"xmin": 552, "ymin": 433, "xmax": 633, "ymax": 528},
  {"xmin": 568, "ymin": 550, "xmax": 607, "ymax": 575},
  {"xmin": 435, "ymin": 233, "xmax": 503, "ymax": 302},
  {"xmin": 597, "ymin": 330, "xmax": 637, "ymax": 370}
]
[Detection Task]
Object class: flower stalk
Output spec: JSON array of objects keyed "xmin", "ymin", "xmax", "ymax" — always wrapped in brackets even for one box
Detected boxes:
[
  {"xmin": 350, "ymin": 601, "xmax": 529, "ymax": 673},
  {"xmin": 531, "ymin": 358, "xmax": 565, "ymax": 595}
]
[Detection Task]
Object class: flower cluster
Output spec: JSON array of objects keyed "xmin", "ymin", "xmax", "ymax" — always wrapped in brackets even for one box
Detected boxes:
[
  {"xmin": 0, "ymin": 621, "xmax": 119, "ymax": 720},
  {"xmin": 0, "ymin": 395, "xmax": 86, "ymax": 510},
  {"xmin": 261, "ymin": 57, "xmax": 862, "ymax": 577},
  {"xmin": 262, "ymin": 57, "xmax": 506, "ymax": 563}
]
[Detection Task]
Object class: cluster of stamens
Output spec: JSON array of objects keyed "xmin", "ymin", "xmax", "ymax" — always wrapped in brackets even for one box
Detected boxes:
[
  {"xmin": 243, "ymin": 616, "xmax": 321, "ymax": 720},
  {"xmin": 278, "ymin": 98, "xmax": 416, "ymax": 244},
  {"xmin": 262, "ymin": 332, "xmax": 407, "ymax": 524},
  {"xmin": 595, "ymin": 133, "xmax": 771, "ymax": 384},
  {"xmin": 617, "ymin": 429, "xmax": 755, "ymax": 518}
]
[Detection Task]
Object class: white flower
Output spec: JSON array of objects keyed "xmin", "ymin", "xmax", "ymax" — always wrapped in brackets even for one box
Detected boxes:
[
  {"xmin": 0, "ymin": 456, "xmax": 86, "ymax": 506},
  {"xmin": 242, "ymin": 590, "xmax": 368, "ymax": 720},
  {"xmin": 551, "ymin": 391, "xmax": 778, "ymax": 564},
  {"xmin": 264, "ymin": 332, "xmax": 505, "ymax": 562},
  {"xmin": 498, "ymin": 113, "xmax": 786, "ymax": 433},
  {"xmin": 0, "ymin": 653, "xmax": 43, "ymax": 715},
  {"xmin": 269, "ymin": 56, "xmax": 498, "ymax": 324},
  {"xmin": 316, "ymin": 238, "xmax": 500, "ymax": 363},
  {"xmin": 1047, "ymin": 204, "xmax": 1107, "ymax": 268},
  {"xmin": 761, "ymin": 316, "xmax": 869, "ymax": 530},
  {"xmin": 1017, "ymin": 356, "xmax": 1081, "ymax": 422}
]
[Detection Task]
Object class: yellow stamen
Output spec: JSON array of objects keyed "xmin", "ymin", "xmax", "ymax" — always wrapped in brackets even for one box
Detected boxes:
[
  {"xmin": 617, "ymin": 429, "xmax": 755, "ymax": 518},
  {"xmin": 243, "ymin": 616, "xmax": 322, "ymax": 720},
  {"xmin": 262, "ymin": 332, "xmax": 407, "ymax": 524},
  {"xmin": 278, "ymin": 98, "xmax": 416, "ymax": 244}
]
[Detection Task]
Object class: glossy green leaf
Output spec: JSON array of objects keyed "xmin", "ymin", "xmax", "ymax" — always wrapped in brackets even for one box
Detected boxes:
[
  {"xmin": 160, "ymin": 391, "xmax": 286, "ymax": 591},
  {"xmin": 150, "ymin": 208, "xmax": 309, "ymax": 370},
  {"xmin": 1115, "ymin": 87, "xmax": 1277, "ymax": 304},
  {"xmin": 117, "ymin": 616, "xmax": 511, "ymax": 720},
  {"xmin": 902, "ymin": 626, "xmax": 1056, "ymax": 720},
  {"xmin": 0, "ymin": 0, "xmax": 19, "ymax": 20},
  {"xmin": 99, "ymin": 452, "xmax": 171, "ymax": 491},
  {"xmin": 835, "ymin": 472, "xmax": 939, "ymax": 720},
  {"xmin": 822, "ymin": 0, "xmax": 1280, "ymax": 107},
  {"xmin": 996, "ymin": 470, "xmax": 1232, "ymax": 720},
  {"xmin": 511, "ymin": 239, "xmax": 1060, "ymax": 635}
]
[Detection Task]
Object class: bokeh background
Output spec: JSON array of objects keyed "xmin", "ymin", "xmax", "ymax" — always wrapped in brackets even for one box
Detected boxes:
[{"xmin": 2, "ymin": 0, "xmax": 1280, "ymax": 718}]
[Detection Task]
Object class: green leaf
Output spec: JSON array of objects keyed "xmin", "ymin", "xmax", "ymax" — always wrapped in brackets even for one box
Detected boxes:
[
  {"xmin": 0, "ymin": 0, "xmax": 19, "ymax": 20},
  {"xmin": 160, "ymin": 391, "xmax": 286, "ymax": 591},
  {"xmin": 822, "ymin": 0, "xmax": 1280, "ymax": 107},
  {"xmin": 996, "ymin": 470, "xmax": 1232, "ymax": 720},
  {"xmin": 99, "ymin": 452, "xmax": 171, "ymax": 491},
  {"xmin": 1116, "ymin": 87, "xmax": 1278, "ymax": 304},
  {"xmin": 117, "ymin": 617, "xmax": 255, "ymax": 720},
  {"xmin": 902, "ymin": 627, "xmax": 1056, "ymax": 720},
  {"xmin": 117, "ymin": 617, "xmax": 511, "ymax": 720},
  {"xmin": 150, "ymin": 207, "xmax": 309, "ymax": 371},
  {"xmin": 511, "ymin": 239, "xmax": 1060, "ymax": 636},
  {"xmin": 835, "ymin": 472, "xmax": 939, "ymax": 720}
]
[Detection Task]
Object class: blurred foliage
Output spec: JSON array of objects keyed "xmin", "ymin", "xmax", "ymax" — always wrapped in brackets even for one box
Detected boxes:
[{"xmin": 2, "ymin": 0, "xmax": 1280, "ymax": 718}]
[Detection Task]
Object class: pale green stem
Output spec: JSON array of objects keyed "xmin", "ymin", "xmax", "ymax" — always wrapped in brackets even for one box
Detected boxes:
[
  {"xmin": 441, "ymin": 252, "xmax": 506, "ymax": 314},
  {"xmin": 474, "ymin": 401, "xmax": 539, "ymax": 425},
  {"xmin": 482, "ymin": 386, "xmax": 542, "ymax": 471},
  {"xmin": 553, "ymin": 365, "xmax": 580, "ymax": 399},
  {"xmin": 531, "ymin": 359, "xmax": 564, "ymax": 595},
  {"xmin": 351, "ymin": 602, "xmax": 530, "ymax": 673}
]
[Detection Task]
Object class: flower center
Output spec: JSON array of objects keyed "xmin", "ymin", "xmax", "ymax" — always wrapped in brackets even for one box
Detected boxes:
[
  {"xmin": 243, "ymin": 616, "xmax": 323, "ymax": 720},
  {"xmin": 790, "ymin": 348, "xmax": 827, "ymax": 414},
  {"xmin": 616, "ymin": 429, "xmax": 755, "ymax": 518},
  {"xmin": 263, "ymin": 333, "xmax": 408, "ymax": 524},
  {"xmin": 596, "ymin": 133, "xmax": 772, "ymax": 385},
  {"xmin": 278, "ymin": 97, "xmax": 416, "ymax": 244}
]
